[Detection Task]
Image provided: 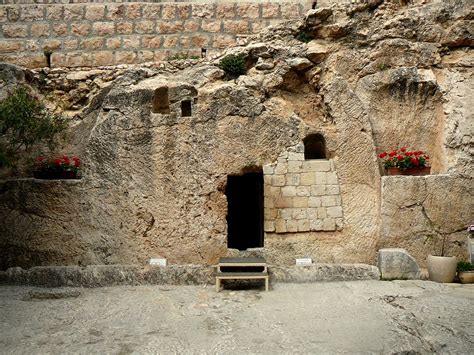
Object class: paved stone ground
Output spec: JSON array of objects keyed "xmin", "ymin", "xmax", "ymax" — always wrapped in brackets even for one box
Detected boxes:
[{"xmin": 0, "ymin": 280, "xmax": 473, "ymax": 354}]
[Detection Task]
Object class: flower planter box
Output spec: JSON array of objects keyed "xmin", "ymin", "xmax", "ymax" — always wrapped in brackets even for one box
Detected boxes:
[
  {"xmin": 33, "ymin": 171, "xmax": 80, "ymax": 180},
  {"xmin": 33, "ymin": 156, "xmax": 81, "ymax": 180},
  {"xmin": 387, "ymin": 167, "xmax": 431, "ymax": 176}
]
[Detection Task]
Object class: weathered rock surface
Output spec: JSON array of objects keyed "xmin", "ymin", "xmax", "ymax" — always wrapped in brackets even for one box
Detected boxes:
[
  {"xmin": 270, "ymin": 263, "xmax": 380, "ymax": 282},
  {"xmin": 379, "ymin": 175, "xmax": 473, "ymax": 267},
  {"xmin": 0, "ymin": 0, "xmax": 472, "ymax": 270},
  {"xmin": 378, "ymin": 248, "xmax": 420, "ymax": 280},
  {"xmin": 0, "ymin": 263, "xmax": 379, "ymax": 287}
]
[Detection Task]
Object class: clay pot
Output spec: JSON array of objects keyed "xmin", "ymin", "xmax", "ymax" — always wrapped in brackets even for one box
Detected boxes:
[
  {"xmin": 458, "ymin": 271, "xmax": 474, "ymax": 284},
  {"xmin": 427, "ymin": 255, "xmax": 457, "ymax": 283}
]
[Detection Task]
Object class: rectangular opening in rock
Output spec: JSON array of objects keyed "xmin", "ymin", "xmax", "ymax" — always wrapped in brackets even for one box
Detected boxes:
[
  {"xmin": 181, "ymin": 100, "xmax": 192, "ymax": 117},
  {"xmin": 152, "ymin": 87, "xmax": 170, "ymax": 114},
  {"xmin": 225, "ymin": 171, "xmax": 264, "ymax": 250}
]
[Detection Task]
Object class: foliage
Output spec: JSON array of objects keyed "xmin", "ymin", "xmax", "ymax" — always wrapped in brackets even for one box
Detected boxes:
[
  {"xmin": 457, "ymin": 261, "xmax": 474, "ymax": 272},
  {"xmin": 295, "ymin": 31, "xmax": 313, "ymax": 43},
  {"xmin": 378, "ymin": 62, "xmax": 387, "ymax": 71},
  {"xmin": 0, "ymin": 87, "xmax": 67, "ymax": 167},
  {"xmin": 34, "ymin": 155, "xmax": 81, "ymax": 179},
  {"xmin": 218, "ymin": 54, "xmax": 246, "ymax": 79},
  {"xmin": 378, "ymin": 147, "xmax": 430, "ymax": 169}
]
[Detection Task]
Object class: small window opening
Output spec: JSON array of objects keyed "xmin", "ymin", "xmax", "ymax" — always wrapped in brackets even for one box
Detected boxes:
[
  {"xmin": 152, "ymin": 87, "xmax": 170, "ymax": 114},
  {"xmin": 201, "ymin": 48, "xmax": 207, "ymax": 58},
  {"xmin": 181, "ymin": 100, "xmax": 192, "ymax": 117},
  {"xmin": 312, "ymin": 1, "xmax": 317, "ymax": 9},
  {"xmin": 304, "ymin": 133, "xmax": 327, "ymax": 159},
  {"xmin": 44, "ymin": 50, "xmax": 52, "ymax": 68}
]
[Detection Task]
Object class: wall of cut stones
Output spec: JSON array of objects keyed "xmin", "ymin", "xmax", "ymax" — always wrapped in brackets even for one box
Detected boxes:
[
  {"xmin": 263, "ymin": 145, "xmax": 343, "ymax": 234},
  {"xmin": 0, "ymin": 0, "xmax": 313, "ymax": 68}
]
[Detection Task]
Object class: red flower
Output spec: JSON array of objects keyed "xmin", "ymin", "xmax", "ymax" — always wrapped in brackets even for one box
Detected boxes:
[
  {"xmin": 397, "ymin": 155, "xmax": 404, "ymax": 161},
  {"xmin": 389, "ymin": 151, "xmax": 397, "ymax": 157},
  {"xmin": 63, "ymin": 156, "xmax": 70, "ymax": 165},
  {"xmin": 401, "ymin": 147, "xmax": 407, "ymax": 152},
  {"xmin": 53, "ymin": 159, "xmax": 62, "ymax": 166},
  {"xmin": 72, "ymin": 157, "xmax": 81, "ymax": 167},
  {"xmin": 378, "ymin": 152, "xmax": 387, "ymax": 158},
  {"xmin": 410, "ymin": 158, "xmax": 419, "ymax": 166}
]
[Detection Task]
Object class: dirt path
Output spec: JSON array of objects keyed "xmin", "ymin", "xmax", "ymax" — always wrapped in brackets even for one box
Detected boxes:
[{"xmin": 1, "ymin": 280, "xmax": 473, "ymax": 354}]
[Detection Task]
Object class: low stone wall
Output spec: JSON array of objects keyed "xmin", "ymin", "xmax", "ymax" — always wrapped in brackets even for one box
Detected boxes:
[
  {"xmin": 0, "ymin": 0, "xmax": 312, "ymax": 68},
  {"xmin": 0, "ymin": 263, "xmax": 380, "ymax": 287},
  {"xmin": 378, "ymin": 175, "xmax": 473, "ymax": 268}
]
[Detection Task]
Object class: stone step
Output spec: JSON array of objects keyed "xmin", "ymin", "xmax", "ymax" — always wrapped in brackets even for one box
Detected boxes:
[{"xmin": 216, "ymin": 272, "xmax": 269, "ymax": 278}]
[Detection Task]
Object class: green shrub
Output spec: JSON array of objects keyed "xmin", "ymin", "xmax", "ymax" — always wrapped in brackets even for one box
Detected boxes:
[
  {"xmin": 457, "ymin": 261, "xmax": 474, "ymax": 272},
  {"xmin": 0, "ymin": 86, "xmax": 67, "ymax": 167},
  {"xmin": 218, "ymin": 54, "xmax": 246, "ymax": 79},
  {"xmin": 295, "ymin": 31, "xmax": 313, "ymax": 43}
]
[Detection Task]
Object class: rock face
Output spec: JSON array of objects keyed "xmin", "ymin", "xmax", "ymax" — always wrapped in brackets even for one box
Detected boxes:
[
  {"xmin": 379, "ymin": 175, "xmax": 473, "ymax": 267},
  {"xmin": 0, "ymin": 0, "xmax": 472, "ymax": 270}
]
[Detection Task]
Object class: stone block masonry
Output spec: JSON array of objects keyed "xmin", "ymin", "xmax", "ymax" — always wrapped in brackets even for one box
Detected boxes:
[
  {"xmin": 263, "ymin": 143, "xmax": 343, "ymax": 234},
  {"xmin": 0, "ymin": 1, "xmax": 313, "ymax": 68}
]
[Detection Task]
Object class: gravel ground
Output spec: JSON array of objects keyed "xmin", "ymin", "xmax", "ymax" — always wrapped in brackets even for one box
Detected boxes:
[{"xmin": 0, "ymin": 280, "xmax": 473, "ymax": 354}]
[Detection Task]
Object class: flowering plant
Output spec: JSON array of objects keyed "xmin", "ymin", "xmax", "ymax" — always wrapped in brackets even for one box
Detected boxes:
[
  {"xmin": 34, "ymin": 155, "xmax": 81, "ymax": 179},
  {"xmin": 378, "ymin": 148, "xmax": 429, "ymax": 169}
]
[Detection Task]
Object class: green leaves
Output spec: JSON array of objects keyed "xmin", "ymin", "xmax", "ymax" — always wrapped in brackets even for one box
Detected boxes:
[
  {"xmin": 0, "ymin": 86, "xmax": 67, "ymax": 167},
  {"xmin": 218, "ymin": 54, "xmax": 246, "ymax": 79},
  {"xmin": 457, "ymin": 261, "xmax": 474, "ymax": 272},
  {"xmin": 295, "ymin": 31, "xmax": 313, "ymax": 43}
]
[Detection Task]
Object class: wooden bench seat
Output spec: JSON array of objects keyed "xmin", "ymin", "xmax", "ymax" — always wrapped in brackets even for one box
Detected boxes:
[{"xmin": 215, "ymin": 257, "xmax": 269, "ymax": 292}]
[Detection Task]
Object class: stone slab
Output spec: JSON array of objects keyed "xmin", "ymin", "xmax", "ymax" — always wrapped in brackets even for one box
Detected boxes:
[
  {"xmin": 0, "ymin": 263, "xmax": 380, "ymax": 287},
  {"xmin": 377, "ymin": 248, "xmax": 421, "ymax": 280}
]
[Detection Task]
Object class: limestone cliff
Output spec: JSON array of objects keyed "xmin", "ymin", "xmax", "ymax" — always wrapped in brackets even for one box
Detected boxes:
[{"xmin": 0, "ymin": 0, "xmax": 472, "ymax": 269}]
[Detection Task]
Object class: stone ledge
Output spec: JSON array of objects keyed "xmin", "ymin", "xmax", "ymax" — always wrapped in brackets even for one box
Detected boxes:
[
  {"xmin": 0, "ymin": 265, "xmax": 215, "ymax": 287},
  {"xmin": 270, "ymin": 264, "xmax": 381, "ymax": 282},
  {"xmin": 0, "ymin": 263, "xmax": 380, "ymax": 287}
]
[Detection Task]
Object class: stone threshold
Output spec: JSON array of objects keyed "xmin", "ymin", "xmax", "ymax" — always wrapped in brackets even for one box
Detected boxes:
[{"xmin": 0, "ymin": 263, "xmax": 380, "ymax": 287}]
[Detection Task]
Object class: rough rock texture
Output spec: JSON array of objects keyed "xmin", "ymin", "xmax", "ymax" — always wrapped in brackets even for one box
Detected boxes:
[
  {"xmin": 270, "ymin": 263, "xmax": 380, "ymax": 282},
  {"xmin": 379, "ymin": 175, "xmax": 473, "ymax": 268},
  {"xmin": 0, "ymin": 263, "xmax": 379, "ymax": 287},
  {"xmin": 378, "ymin": 248, "xmax": 420, "ymax": 280},
  {"xmin": 0, "ymin": 265, "xmax": 215, "ymax": 287},
  {"xmin": 0, "ymin": 0, "xmax": 473, "ymax": 270}
]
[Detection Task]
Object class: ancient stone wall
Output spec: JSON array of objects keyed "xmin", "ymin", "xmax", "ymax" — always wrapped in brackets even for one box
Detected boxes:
[
  {"xmin": 263, "ymin": 144, "xmax": 343, "ymax": 233},
  {"xmin": 0, "ymin": 0, "xmax": 313, "ymax": 68}
]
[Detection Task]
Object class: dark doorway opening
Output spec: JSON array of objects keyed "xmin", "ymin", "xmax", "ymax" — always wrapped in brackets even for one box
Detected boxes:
[
  {"xmin": 181, "ymin": 100, "xmax": 192, "ymax": 117},
  {"xmin": 304, "ymin": 133, "xmax": 327, "ymax": 159},
  {"xmin": 225, "ymin": 171, "xmax": 264, "ymax": 250}
]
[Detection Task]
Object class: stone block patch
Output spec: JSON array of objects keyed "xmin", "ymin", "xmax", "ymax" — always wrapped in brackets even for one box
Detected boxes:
[{"xmin": 263, "ymin": 145, "xmax": 343, "ymax": 233}]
